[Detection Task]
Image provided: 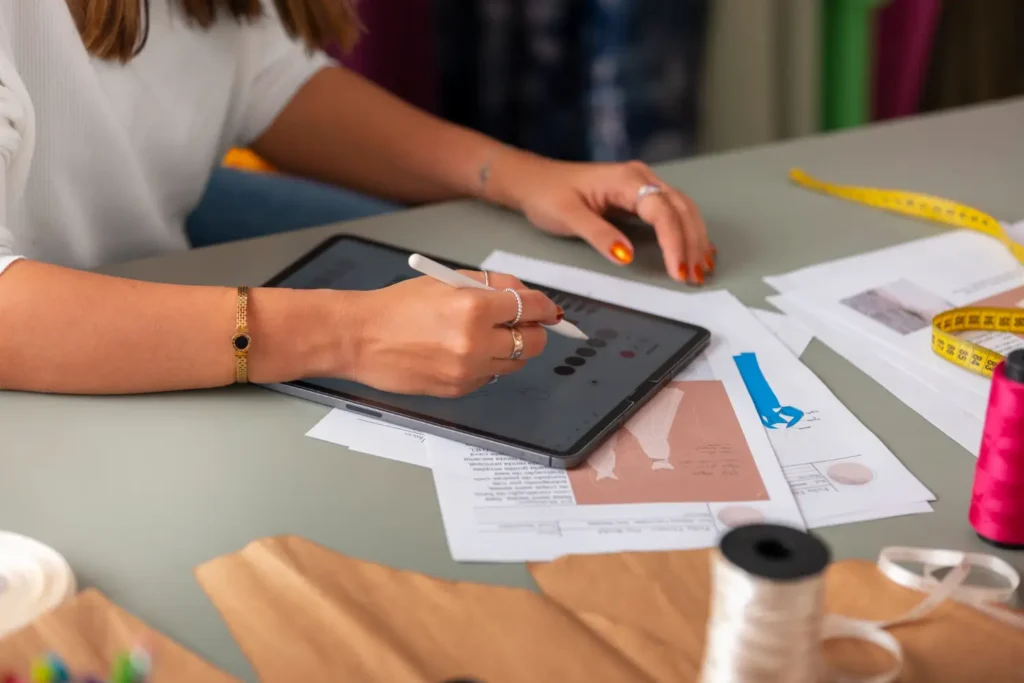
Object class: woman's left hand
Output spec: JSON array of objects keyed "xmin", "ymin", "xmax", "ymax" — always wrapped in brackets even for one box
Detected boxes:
[{"xmin": 494, "ymin": 154, "xmax": 714, "ymax": 285}]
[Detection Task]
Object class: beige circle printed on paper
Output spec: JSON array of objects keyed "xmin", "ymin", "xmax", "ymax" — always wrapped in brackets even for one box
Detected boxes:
[
  {"xmin": 827, "ymin": 462, "xmax": 875, "ymax": 486},
  {"xmin": 716, "ymin": 505, "xmax": 765, "ymax": 528}
]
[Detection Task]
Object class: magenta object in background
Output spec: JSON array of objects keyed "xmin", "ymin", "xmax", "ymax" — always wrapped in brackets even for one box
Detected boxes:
[
  {"xmin": 872, "ymin": 0, "xmax": 942, "ymax": 120},
  {"xmin": 325, "ymin": 0, "xmax": 438, "ymax": 113}
]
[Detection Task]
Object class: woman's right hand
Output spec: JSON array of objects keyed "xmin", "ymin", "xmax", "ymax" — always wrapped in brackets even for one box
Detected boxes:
[{"xmin": 343, "ymin": 271, "xmax": 562, "ymax": 397}]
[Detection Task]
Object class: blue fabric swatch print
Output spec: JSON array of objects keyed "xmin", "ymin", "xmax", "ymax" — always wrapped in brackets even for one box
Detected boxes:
[{"xmin": 733, "ymin": 353, "xmax": 804, "ymax": 429}]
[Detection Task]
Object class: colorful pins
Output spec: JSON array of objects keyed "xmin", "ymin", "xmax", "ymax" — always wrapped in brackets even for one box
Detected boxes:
[{"xmin": 3, "ymin": 647, "xmax": 151, "ymax": 683}]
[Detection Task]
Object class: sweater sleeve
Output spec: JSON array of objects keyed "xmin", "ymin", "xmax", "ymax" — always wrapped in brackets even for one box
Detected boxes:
[
  {"xmin": 0, "ymin": 21, "xmax": 31, "ymax": 278},
  {"xmin": 231, "ymin": 5, "xmax": 334, "ymax": 147}
]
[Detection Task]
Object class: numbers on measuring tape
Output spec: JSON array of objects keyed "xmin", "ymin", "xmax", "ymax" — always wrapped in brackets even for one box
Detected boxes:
[{"xmin": 929, "ymin": 307, "xmax": 1024, "ymax": 379}]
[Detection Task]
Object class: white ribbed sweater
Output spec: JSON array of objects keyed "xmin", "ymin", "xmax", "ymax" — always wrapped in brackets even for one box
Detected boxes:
[{"xmin": 0, "ymin": 0, "xmax": 328, "ymax": 276}]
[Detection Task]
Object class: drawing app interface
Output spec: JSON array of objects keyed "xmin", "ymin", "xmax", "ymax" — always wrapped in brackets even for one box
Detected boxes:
[{"xmin": 276, "ymin": 239, "xmax": 702, "ymax": 452}]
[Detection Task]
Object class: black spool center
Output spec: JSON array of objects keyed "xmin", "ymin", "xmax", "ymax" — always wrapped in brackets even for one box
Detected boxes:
[{"xmin": 720, "ymin": 523, "xmax": 830, "ymax": 581}]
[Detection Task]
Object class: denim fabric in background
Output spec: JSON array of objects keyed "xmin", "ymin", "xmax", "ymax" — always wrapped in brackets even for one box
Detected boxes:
[{"xmin": 435, "ymin": 0, "xmax": 709, "ymax": 163}]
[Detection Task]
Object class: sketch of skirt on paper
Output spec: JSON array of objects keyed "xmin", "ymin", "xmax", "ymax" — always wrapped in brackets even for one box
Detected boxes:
[
  {"xmin": 585, "ymin": 431, "xmax": 620, "ymax": 481},
  {"xmin": 628, "ymin": 385, "xmax": 685, "ymax": 470},
  {"xmin": 567, "ymin": 380, "xmax": 769, "ymax": 505}
]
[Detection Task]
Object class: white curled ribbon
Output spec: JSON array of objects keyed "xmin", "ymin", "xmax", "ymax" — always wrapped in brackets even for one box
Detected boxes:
[
  {"xmin": 0, "ymin": 531, "xmax": 76, "ymax": 638},
  {"xmin": 822, "ymin": 546, "xmax": 1023, "ymax": 683}
]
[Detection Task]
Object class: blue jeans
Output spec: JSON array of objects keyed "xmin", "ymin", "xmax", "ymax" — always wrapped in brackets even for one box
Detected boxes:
[{"xmin": 186, "ymin": 168, "xmax": 401, "ymax": 247}]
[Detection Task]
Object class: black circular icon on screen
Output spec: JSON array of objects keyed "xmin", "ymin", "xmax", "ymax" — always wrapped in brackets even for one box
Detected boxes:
[
  {"xmin": 577, "ymin": 347, "xmax": 596, "ymax": 357},
  {"xmin": 554, "ymin": 366, "xmax": 575, "ymax": 376},
  {"xmin": 587, "ymin": 338, "xmax": 607, "ymax": 348},
  {"xmin": 595, "ymin": 328, "xmax": 619, "ymax": 340},
  {"xmin": 565, "ymin": 356, "xmax": 585, "ymax": 367}
]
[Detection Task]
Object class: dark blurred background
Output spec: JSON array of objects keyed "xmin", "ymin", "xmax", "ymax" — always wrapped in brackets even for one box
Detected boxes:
[{"xmin": 323, "ymin": 0, "xmax": 1023, "ymax": 163}]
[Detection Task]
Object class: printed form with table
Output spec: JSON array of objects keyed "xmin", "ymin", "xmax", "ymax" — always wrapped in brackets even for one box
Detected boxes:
[{"xmin": 306, "ymin": 174, "xmax": 1023, "ymax": 564}]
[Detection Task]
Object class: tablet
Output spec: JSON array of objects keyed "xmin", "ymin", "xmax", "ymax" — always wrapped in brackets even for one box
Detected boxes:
[{"xmin": 263, "ymin": 235, "xmax": 711, "ymax": 468}]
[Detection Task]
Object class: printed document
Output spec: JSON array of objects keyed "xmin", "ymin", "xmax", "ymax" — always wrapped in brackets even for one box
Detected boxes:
[
  {"xmin": 766, "ymin": 221, "xmax": 1024, "ymax": 454},
  {"xmin": 480, "ymin": 253, "xmax": 933, "ymax": 524},
  {"xmin": 428, "ymin": 345, "xmax": 805, "ymax": 562}
]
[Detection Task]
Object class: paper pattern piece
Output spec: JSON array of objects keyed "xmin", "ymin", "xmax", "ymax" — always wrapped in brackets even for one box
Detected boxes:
[
  {"xmin": 765, "ymin": 220, "xmax": 1024, "ymax": 455},
  {"xmin": 194, "ymin": 534, "xmax": 1024, "ymax": 683},
  {"xmin": 195, "ymin": 535, "xmax": 699, "ymax": 683},
  {"xmin": 528, "ymin": 547, "xmax": 1024, "ymax": 683},
  {"xmin": 0, "ymin": 589, "xmax": 237, "ymax": 683}
]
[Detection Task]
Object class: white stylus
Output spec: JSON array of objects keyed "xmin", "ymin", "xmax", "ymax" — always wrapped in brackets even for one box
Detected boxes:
[{"xmin": 408, "ymin": 253, "xmax": 589, "ymax": 340}]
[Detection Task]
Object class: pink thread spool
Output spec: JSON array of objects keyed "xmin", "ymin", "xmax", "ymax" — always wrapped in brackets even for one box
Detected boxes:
[{"xmin": 969, "ymin": 348, "xmax": 1024, "ymax": 549}]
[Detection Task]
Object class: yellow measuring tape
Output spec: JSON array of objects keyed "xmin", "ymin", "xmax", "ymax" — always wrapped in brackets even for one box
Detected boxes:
[{"xmin": 788, "ymin": 168, "xmax": 1024, "ymax": 379}]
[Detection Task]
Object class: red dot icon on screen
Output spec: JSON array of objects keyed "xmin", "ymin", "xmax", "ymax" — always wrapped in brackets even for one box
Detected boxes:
[{"xmin": 620, "ymin": 350, "xmax": 635, "ymax": 358}]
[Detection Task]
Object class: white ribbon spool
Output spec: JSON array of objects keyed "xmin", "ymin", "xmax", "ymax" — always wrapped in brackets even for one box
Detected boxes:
[
  {"xmin": 700, "ymin": 529, "xmax": 1024, "ymax": 683},
  {"xmin": 0, "ymin": 531, "xmax": 76, "ymax": 638}
]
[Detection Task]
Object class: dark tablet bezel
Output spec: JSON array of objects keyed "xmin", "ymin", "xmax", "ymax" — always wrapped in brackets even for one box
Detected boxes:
[{"xmin": 262, "ymin": 234, "xmax": 711, "ymax": 466}]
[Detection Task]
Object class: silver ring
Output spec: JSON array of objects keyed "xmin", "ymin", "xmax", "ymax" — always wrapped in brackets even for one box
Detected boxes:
[
  {"xmin": 508, "ymin": 327, "xmax": 524, "ymax": 360},
  {"xmin": 489, "ymin": 374, "xmax": 499, "ymax": 384},
  {"xmin": 636, "ymin": 183, "xmax": 664, "ymax": 209},
  {"xmin": 481, "ymin": 269, "xmax": 490, "ymax": 287},
  {"xmin": 503, "ymin": 287, "xmax": 523, "ymax": 326}
]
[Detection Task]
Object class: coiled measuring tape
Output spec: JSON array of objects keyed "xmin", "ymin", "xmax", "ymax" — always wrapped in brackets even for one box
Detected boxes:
[{"xmin": 789, "ymin": 168, "xmax": 1024, "ymax": 379}]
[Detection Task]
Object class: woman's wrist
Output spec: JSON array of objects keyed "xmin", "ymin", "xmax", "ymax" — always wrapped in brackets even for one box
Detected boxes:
[
  {"xmin": 475, "ymin": 145, "xmax": 562, "ymax": 213},
  {"xmin": 246, "ymin": 287, "xmax": 367, "ymax": 384}
]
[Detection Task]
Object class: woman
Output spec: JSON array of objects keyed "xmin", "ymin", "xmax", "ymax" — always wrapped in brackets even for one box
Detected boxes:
[{"xmin": 0, "ymin": 0, "xmax": 712, "ymax": 398}]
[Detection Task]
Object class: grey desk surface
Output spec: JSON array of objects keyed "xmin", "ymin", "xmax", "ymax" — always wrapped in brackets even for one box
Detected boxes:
[{"xmin": 3, "ymin": 98, "xmax": 1023, "ymax": 680}]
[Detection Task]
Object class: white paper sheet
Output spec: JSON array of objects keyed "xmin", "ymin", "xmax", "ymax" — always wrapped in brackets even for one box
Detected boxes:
[
  {"xmin": 428, "ymin": 342, "xmax": 806, "ymax": 562},
  {"xmin": 765, "ymin": 223, "xmax": 1024, "ymax": 422},
  {"xmin": 306, "ymin": 408, "xmax": 429, "ymax": 467},
  {"xmin": 749, "ymin": 307, "xmax": 814, "ymax": 357},
  {"xmin": 811, "ymin": 500, "xmax": 933, "ymax": 529},
  {"xmin": 478, "ymin": 252, "xmax": 933, "ymax": 525},
  {"xmin": 764, "ymin": 221, "xmax": 1024, "ymax": 454},
  {"xmin": 767, "ymin": 294, "xmax": 983, "ymax": 454}
]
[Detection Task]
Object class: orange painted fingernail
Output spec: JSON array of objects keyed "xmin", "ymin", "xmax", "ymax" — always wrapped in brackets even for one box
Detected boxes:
[
  {"xmin": 705, "ymin": 253, "xmax": 715, "ymax": 272},
  {"xmin": 677, "ymin": 264, "xmax": 688, "ymax": 281},
  {"xmin": 610, "ymin": 242, "xmax": 633, "ymax": 264},
  {"xmin": 692, "ymin": 264, "xmax": 705, "ymax": 285},
  {"xmin": 556, "ymin": 306, "xmax": 565, "ymax": 321}
]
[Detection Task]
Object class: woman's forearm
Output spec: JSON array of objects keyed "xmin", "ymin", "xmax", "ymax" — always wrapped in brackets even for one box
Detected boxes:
[
  {"xmin": 251, "ymin": 65, "xmax": 540, "ymax": 208},
  {"xmin": 0, "ymin": 260, "xmax": 355, "ymax": 394}
]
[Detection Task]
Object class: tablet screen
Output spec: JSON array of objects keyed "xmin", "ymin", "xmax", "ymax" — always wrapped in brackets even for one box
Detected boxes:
[{"xmin": 268, "ymin": 236, "xmax": 707, "ymax": 456}]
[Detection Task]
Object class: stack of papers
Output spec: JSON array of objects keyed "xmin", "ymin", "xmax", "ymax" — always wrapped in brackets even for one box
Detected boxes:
[
  {"xmin": 765, "ymin": 221, "xmax": 1024, "ymax": 456},
  {"xmin": 308, "ymin": 251, "xmax": 934, "ymax": 563}
]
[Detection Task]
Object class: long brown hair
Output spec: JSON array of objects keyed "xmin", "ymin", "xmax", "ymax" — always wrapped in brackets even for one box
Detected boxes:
[{"xmin": 70, "ymin": 0, "xmax": 362, "ymax": 63}]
